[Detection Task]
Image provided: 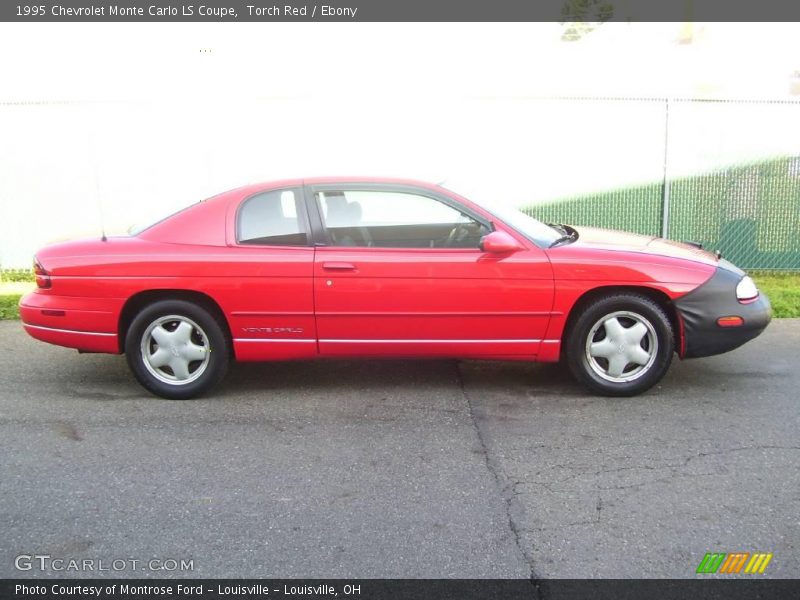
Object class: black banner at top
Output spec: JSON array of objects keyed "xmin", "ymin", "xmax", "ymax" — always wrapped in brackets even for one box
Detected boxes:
[{"xmin": 3, "ymin": 0, "xmax": 800, "ymax": 22}]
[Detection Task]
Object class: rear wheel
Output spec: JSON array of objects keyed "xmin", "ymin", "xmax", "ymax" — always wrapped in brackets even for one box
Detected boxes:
[
  {"xmin": 565, "ymin": 294, "xmax": 674, "ymax": 396},
  {"xmin": 125, "ymin": 300, "xmax": 229, "ymax": 399}
]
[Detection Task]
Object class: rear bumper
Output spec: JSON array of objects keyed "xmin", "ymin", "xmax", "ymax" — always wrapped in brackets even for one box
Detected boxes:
[
  {"xmin": 19, "ymin": 291, "xmax": 121, "ymax": 353},
  {"xmin": 675, "ymin": 261, "xmax": 772, "ymax": 359}
]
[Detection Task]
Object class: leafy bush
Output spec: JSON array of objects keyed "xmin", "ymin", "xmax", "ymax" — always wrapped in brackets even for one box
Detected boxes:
[
  {"xmin": 0, "ymin": 269, "xmax": 35, "ymax": 283},
  {"xmin": 0, "ymin": 295, "xmax": 21, "ymax": 319}
]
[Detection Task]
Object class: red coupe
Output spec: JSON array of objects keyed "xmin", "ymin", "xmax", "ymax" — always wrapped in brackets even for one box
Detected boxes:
[{"xmin": 20, "ymin": 177, "xmax": 771, "ymax": 399}]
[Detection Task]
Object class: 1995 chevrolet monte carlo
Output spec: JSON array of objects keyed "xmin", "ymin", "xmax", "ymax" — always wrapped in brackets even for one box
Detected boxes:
[{"xmin": 20, "ymin": 177, "xmax": 772, "ymax": 399}]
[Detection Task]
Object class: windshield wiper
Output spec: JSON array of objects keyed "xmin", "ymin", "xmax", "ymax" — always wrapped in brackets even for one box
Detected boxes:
[{"xmin": 548, "ymin": 224, "xmax": 578, "ymax": 248}]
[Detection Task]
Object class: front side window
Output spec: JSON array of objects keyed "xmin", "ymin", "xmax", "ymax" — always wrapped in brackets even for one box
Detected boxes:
[
  {"xmin": 237, "ymin": 189, "xmax": 307, "ymax": 246},
  {"xmin": 316, "ymin": 190, "xmax": 489, "ymax": 248}
]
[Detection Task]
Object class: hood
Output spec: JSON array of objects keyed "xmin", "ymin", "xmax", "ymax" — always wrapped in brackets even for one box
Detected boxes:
[{"xmin": 570, "ymin": 226, "xmax": 720, "ymax": 266}]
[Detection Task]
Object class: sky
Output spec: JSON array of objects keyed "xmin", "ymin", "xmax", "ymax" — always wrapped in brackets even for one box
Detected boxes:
[
  {"xmin": 1, "ymin": 22, "xmax": 800, "ymax": 266},
  {"xmin": 2, "ymin": 22, "xmax": 799, "ymax": 101}
]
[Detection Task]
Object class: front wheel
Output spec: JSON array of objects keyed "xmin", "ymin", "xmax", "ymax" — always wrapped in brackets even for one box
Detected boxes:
[
  {"xmin": 125, "ymin": 300, "xmax": 229, "ymax": 399},
  {"xmin": 565, "ymin": 294, "xmax": 674, "ymax": 396}
]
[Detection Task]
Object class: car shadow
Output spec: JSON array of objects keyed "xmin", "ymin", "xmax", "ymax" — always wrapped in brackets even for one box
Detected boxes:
[
  {"xmin": 42, "ymin": 350, "xmax": 757, "ymax": 402},
  {"xmin": 220, "ymin": 358, "xmax": 580, "ymax": 397}
]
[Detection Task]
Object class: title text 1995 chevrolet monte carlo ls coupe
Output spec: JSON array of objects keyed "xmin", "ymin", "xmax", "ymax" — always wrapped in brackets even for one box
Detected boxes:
[{"xmin": 20, "ymin": 177, "xmax": 772, "ymax": 399}]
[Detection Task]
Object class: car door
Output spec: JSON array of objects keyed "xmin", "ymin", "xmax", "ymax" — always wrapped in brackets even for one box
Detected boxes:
[{"xmin": 307, "ymin": 183, "xmax": 555, "ymax": 358}]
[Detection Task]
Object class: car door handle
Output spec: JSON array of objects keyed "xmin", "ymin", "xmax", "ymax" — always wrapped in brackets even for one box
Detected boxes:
[{"xmin": 322, "ymin": 262, "xmax": 357, "ymax": 271}]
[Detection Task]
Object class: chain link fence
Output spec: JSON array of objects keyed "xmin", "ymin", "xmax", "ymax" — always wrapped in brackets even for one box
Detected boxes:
[{"xmin": 526, "ymin": 99, "xmax": 800, "ymax": 270}]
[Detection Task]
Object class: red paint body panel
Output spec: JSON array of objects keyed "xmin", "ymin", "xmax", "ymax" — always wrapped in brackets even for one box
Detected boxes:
[
  {"xmin": 20, "ymin": 288, "xmax": 120, "ymax": 353},
  {"xmin": 20, "ymin": 177, "xmax": 722, "ymax": 364},
  {"xmin": 19, "ymin": 292, "xmax": 121, "ymax": 333},
  {"xmin": 22, "ymin": 323, "xmax": 119, "ymax": 353},
  {"xmin": 313, "ymin": 245, "xmax": 554, "ymax": 356}
]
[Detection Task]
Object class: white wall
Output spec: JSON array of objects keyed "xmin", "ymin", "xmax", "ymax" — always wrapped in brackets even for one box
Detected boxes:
[{"xmin": 2, "ymin": 22, "xmax": 800, "ymax": 267}]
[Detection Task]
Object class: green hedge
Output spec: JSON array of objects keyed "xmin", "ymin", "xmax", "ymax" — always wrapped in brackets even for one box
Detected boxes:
[
  {"xmin": 0, "ymin": 295, "xmax": 21, "ymax": 319},
  {"xmin": 0, "ymin": 269, "xmax": 35, "ymax": 283}
]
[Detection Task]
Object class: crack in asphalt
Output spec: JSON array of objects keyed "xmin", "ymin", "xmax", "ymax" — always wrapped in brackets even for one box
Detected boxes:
[
  {"xmin": 684, "ymin": 445, "xmax": 800, "ymax": 464},
  {"xmin": 508, "ymin": 445, "xmax": 800, "ymax": 495},
  {"xmin": 455, "ymin": 362, "xmax": 544, "ymax": 598}
]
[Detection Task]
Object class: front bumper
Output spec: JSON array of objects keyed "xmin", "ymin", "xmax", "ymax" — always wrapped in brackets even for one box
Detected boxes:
[{"xmin": 675, "ymin": 260, "xmax": 772, "ymax": 359}]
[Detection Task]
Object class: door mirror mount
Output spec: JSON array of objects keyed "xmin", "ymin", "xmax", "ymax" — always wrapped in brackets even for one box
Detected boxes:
[{"xmin": 479, "ymin": 231, "xmax": 524, "ymax": 254}]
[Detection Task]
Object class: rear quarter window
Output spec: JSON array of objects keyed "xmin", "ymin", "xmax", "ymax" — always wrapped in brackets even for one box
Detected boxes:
[{"xmin": 237, "ymin": 189, "xmax": 308, "ymax": 246}]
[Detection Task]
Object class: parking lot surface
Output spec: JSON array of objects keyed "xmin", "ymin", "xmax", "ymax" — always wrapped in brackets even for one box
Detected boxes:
[{"xmin": 1, "ymin": 320, "xmax": 798, "ymax": 578}]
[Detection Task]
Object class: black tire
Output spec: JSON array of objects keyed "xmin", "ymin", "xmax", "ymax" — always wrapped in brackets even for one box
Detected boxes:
[
  {"xmin": 125, "ymin": 300, "xmax": 229, "ymax": 399},
  {"xmin": 565, "ymin": 293, "xmax": 674, "ymax": 397}
]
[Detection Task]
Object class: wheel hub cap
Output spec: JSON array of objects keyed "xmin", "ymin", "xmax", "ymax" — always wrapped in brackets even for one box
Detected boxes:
[
  {"xmin": 584, "ymin": 310, "xmax": 658, "ymax": 384},
  {"xmin": 140, "ymin": 315, "xmax": 211, "ymax": 386}
]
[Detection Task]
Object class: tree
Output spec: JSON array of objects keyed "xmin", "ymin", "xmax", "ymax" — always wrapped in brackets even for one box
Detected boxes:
[{"xmin": 560, "ymin": 0, "xmax": 615, "ymax": 41}]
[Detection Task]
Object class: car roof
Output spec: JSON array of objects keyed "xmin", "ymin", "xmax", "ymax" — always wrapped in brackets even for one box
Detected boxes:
[
  {"xmin": 303, "ymin": 176, "xmax": 440, "ymax": 188},
  {"xmin": 229, "ymin": 176, "xmax": 442, "ymax": 193}
]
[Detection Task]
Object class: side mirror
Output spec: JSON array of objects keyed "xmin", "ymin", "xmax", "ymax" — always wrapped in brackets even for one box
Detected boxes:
[{"xmin": 479, "ymin": 231, "xmax": 523, "ymax": 254}]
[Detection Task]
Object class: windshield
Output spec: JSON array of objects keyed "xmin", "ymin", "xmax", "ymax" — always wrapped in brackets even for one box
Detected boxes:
[{"xmin": 440, "ymin": 184, "xmax": 562, "ymax": 247}]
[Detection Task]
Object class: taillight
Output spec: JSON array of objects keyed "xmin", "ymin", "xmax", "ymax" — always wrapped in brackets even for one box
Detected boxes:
[{"xmin": 33, "ymin": 258, "xmax": 51, "ymax": 289}]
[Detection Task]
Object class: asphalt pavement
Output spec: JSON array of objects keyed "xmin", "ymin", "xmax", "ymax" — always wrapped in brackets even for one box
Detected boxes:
[{"xmin": 1, "ymin": 320, "xmax": 798, "ymax": 578}]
